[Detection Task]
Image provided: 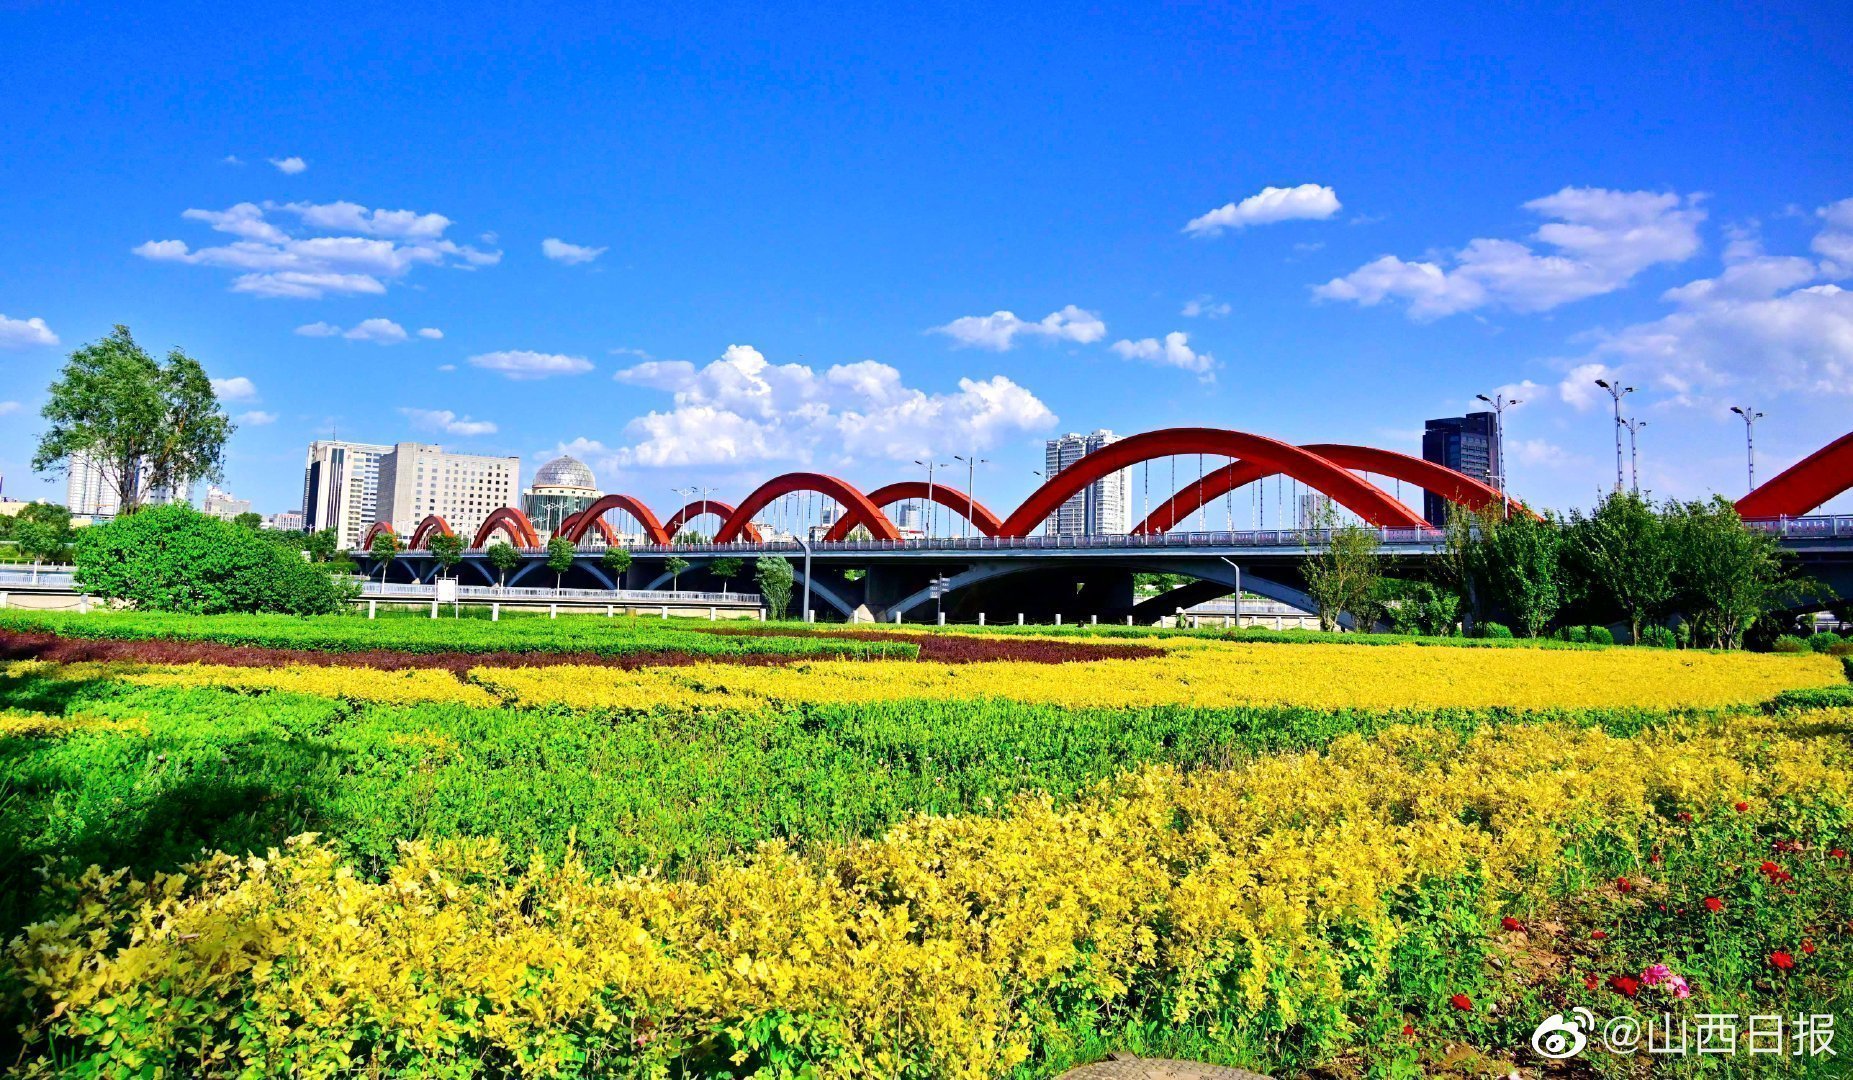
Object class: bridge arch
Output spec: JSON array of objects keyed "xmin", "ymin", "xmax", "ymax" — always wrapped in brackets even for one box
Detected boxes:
[
  {"xmin": 1736, "ymin": 429, "xmax": 1853, "ymax": 519},
  {"xmin": 556, "ymin": 509, "xmax": 620, "ymax": 546},
  {"xmin": 1132, "ymin": 442, "xmax": 1528, "ymax": 533},
  {"xmin": 360, "ymin": 521, "xmax": 397, "ymax": 548},
  {"xmin": 666, "ymin": 500, "xmax": 762, "ymax": 543},
  {"xmin": 997, "ymin": 428, "xmax": 1426, "ymax": 536},
  {"xmin": 716, "ymin": 473, "xmax": 902, "ymax": 542},
  {"xmin": 408, "ymin": 515, "xmax": 455, "ymax": 549},
  {"xmin": 471, "ymin": 507, "xmax": 543, "ymax": 549},
  {"xmin": 821, "ymin": 481, "xmax": 1001, "ymax": 542},
  {"xmin": 558, "ymin": 494, "xmax": 671, "ymax": 546}
]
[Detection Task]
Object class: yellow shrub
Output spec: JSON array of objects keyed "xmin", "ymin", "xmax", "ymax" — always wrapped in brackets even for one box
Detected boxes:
[{"xmin": 121, "ymin": 662, "xmax": 500, "ymax": 707}]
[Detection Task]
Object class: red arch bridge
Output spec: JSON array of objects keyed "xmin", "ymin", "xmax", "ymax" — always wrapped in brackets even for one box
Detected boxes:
[{"xmin": 367, "ymin": 426, "xmax": 1853, "ymax": 624}]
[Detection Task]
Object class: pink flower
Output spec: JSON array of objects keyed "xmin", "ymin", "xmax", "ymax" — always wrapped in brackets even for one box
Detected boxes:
[
  {"xmin": 1668, "ymin": 975, "xmax": 1692, "ymax": 1000},
  {"xmin": 1642, "ymin": 964, "xmax": 1673, "ymax": 986}
]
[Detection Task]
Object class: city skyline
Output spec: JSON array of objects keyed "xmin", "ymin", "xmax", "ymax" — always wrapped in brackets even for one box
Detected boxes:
[{"xmin": 2, "ymin": 3, "xmax": 1850, "ymax": 520}]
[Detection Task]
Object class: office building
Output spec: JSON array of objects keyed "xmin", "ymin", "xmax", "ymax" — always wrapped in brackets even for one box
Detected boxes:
[
  {"xmin": 202, "ymin": 486, "xmax": 252, "ymax": 521},
  {"xmin": 1043, "ymin": 430, "xmax": 1131, "ymax": 536},
  {"xmin": 1297, "ymin": 491, "xmax": 1335, "ymax": 531},
  {"xmin": 1420, "ymin": 412, "xmax": 1500, "ymax": 527},
  {"xmin": 302, "ymin": 440, "xmax": 391, "ymax": 550},
  {"xmin": 522, "ymin": 455, "xmax": 601, "ymax": 538},
  {"xmin": 265, "ymin": 510, "xmax": 305, "ymax": 531},
  {"xmin": 376, "ymin": 442, "xmax": 521, "ymax": 543},
  {"xmin": 64, "ymin": 452, "xmax": 186, "ymax": 520}
]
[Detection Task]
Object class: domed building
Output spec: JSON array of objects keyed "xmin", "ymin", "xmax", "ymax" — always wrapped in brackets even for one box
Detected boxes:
[{"xmin": 523, "ymin": 455, "xmax": 602, "ymax": 539}]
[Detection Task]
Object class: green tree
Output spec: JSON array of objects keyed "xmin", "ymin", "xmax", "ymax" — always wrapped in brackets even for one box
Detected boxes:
[
  {"xmin": 369, "ymin": 530, "xmax": 404, "ymax": 583},
  {"xmin": 1438, "ymin": 505, "xmax": 1495, "ymax": 631},
  {"xmin": 600, "ymin": 546, "xmax": 632, "ymax": 589},
  {"xmin": 1481, "ymin": 508, "xmax": 1564, "ymax": 638},
  {"xmin": 1300, "ymin": 510, "xmax": 1382, "ymax": 632},
  {"xmin": 709, "ymin": 556, "xmax": 743, "ymax": 596},
  {"xmin": 1563, "ymin": 491, "xmax": 1675, "ymax": 644},
  {"xmin": 33, "ymin": 326, "xmax": 233, "ymax": 515},
  {"xmin": 428, "ymin": 533, "xmax": 464, "ymax": 581},
  {"xmin": 72, "ymin": 503, "xmax": 349, "ymax": 614},
  {"xmin": 545, "ymin": 536, "xmax": 577, "ymax": 592},
  {"xmin": 232, "ymin": 511, "xmax": 264, "ymax": 530},
  {"xmin": 1664, "ymin": 497, "xmax": 1808, "ymax": 649},
  {"xmin": 486, "ymin": 541, "xmax": 522, "ymax": 588},
  {"xmin": 303, "ymin": 528, "xmax": 339, "ymax": 564},
  {"xmin": 664, "ymin": 555, "xmax": 691, "ymax": 593},
  {"xmin": 755, "ymin": 555, "xmax": 795, "ymax": 620}
]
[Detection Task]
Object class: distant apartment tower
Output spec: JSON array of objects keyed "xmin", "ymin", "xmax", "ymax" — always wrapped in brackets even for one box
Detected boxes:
[
  {"xmin": 1043, "ymin": 430, "xmax": 1132, "ymax": 536},
  {"xmin": 265, "ymin": 510, "xmax": 305, "ymax": 531},
  {"xmin": 302, "ymin": 440, "xmax": 391, "ymax": 550},
  {"xmin": 1297, "ymin": 490, "xmax": 1335, "ymax": 531},
  {"xmin": 202, "ymin": 486, "xmax": 252, "ymax": 521},
  {"xmin": 376, "ymin": 443, "xmax": 521, "ymax": 543},
  {"xmin": 64, "ymin": 452, "xmax": 185, "ymax": 519},
  {"xmin": 1420, "ymin": 412, "xmax": 1500, "ymax": 527}
]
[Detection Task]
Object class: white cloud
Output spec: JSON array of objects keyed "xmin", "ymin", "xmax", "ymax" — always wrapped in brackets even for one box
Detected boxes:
[
  {"xmin": 418, "ymin": 327, "xmax": 443, "ymax": 339},
  {"xmin": 541, "ymin": 237, "xmax": 608, "ymax": 265},
  {"xmin": 211, "ymin": 376, "xmax": 259, "ymax": 402},
  {"xmin": 1558, "ymin": 362, "xmax": 1617, "ymax": 410},
  {"xmin": 1815, "ymin": 197, "xmax": 1853, "ymax": 269},
  {"xmin": 468, "ymin": 350, "xmax": 594, "ymax": 379},
  {"xmin": 400, "ymin": 407, "xmax": 498, "ymax": 437},
  {"xmin": 1553, "ymin": 206, "xmax": 1853, "ymax": 402},
  {"xmin": 0, "ymin": 401, "xmax": 21, "ymax": 416},
  {"xmin": 1511, "ymin": 438, "xmax": 1577, "ymax": 467},
  {"xmin": 269, "ymin": 156, "xmax": 307, "ymax": 174},
  {"xmin": 221, "ymin": 155, "xmax": 244, "ymax": 166},
  {"xmin": 134, "ymin": 200, "xmax": 499, "ymax": 299},
  {"xmin": 604, "ymin": 343, "xmax": 1056, "ymax": 467},
  {"xmin": 1110, "ymin": 331, "xmax": 1217, "ymax": 379},
  {"xmin": 932, "ymin": 304, "xmax": 1106, "ymax": 351},
  {"xmin": 1184, "ymin": 184, "xmax": 1342, "ymax": 237},
  {"xmin": 1180, "ymin": 296, "xmax": 1231, "ymax": 319},
  {"xmin": 436, "ymin": 363, "xmax": 457, "ymax": 372},
  {"xmin": 0, "ymin": 314, "xmax": 59, "ymax": 349},
  {"xmin": 236, "ymin": 410, "xmax": 277, "ymax": 426},
  {"xmin": 1314, "ymin": 187, "xmax": 1706, "ymax": 320},
  {"xmin": 343, "ymin": 318, "xmax": 409, "ymax": 345},
  {"xmin": 294, "ymin": 321, "xmax": 342, "ymax": 337}
]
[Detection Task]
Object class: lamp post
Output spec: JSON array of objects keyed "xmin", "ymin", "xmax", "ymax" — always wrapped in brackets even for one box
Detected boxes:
[
  {"xmin": 1594, "ymin": 379, "xmax": 1634, "ymax": 494},
  {"xmin": 914, "ymin": 458, "xmax": 946, "ymax": 538},
  {"xmin": 1621, "ymin": 417, "xmax": 1647, "ymax": 494},
  {"xmin": 952, "ymin": 454, "xmax": 988, "ymax": 538},
  {"xmin": 1730, "ymin": 406, "xmax": 1764, "ymax": 493},
  {"xmin": 1474, "ymin": 392, "xmax": 1522, "ymax": 500}
]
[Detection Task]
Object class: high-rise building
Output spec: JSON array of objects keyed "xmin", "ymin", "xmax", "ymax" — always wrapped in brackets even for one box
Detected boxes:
[
  {"xmin": 522, "ymin": 455, "xmax": 601, "ymax": 539},
  {"xmin": 303, "ymin": 440, "xmax": 391, "ymax": 551},
  {"xmin": 376, "ymin": 443, "xmax": 521, "ymax": 543},
  {"xmin": 64, "ymin": 452, "xmax": 186, "ymax": 520},
  {"xmin": 1043, "ymin": 430, "xmax": 1131, "ymax": 536},
  {"xmin": 1420, "ymin": 412, "xmax": 1500, "ymax": 527},
  {"xmin": 1297, "ymin": 490, "xmax": 1335, "ymax": 531},
  {"xmin": 202, "ymin": 486, "xmax": 252, "ymax": 521},
  {"xmin": 265, "ymin": 510, "xmax": 305, "ymax": 531}
]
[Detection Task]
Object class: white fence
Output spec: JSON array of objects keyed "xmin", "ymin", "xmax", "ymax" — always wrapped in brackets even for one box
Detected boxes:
[{"xmin": 358, "ymin": 581, "xmax": 759, "ymax": 605}]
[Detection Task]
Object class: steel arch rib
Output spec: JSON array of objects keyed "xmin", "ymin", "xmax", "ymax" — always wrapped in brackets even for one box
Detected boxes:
[
  {"xmin": 1735, "ymin": 429, "xmax": 1853, "ymax": 519},
  {"xmin": 821, "ymin": 481, "xmax": 1002, "ymax": 541},
  {"xmin": 471, "ymin": 507, "xmax": 543, "ymax": 549},
  {"xmin": 666, "ymin": 500, "xmax": 762, "ymax": 542},
  {"xmin": 557, "ymin": 510, "xmax": 619, "ymax": 546},
  {"xmin": 1131, "ymin": 442, "xmax": 1529, "ymax": 534},
  {"xmin": 559, "ymin": 494, "xmax": 671, "ymax": 546},
  {"xmin": 408, "ymin": 515, "xmax": 455, "ymax": 549},
  {"xmin": 360, "ymin": 521, "xmax": 397, "ymax": 548},
  {"xmin": 998, "ymin": 428, "xmax": 1426, "ymax": 536},
  {"xmin": 716, "ymin": 472, "xmax": 902, "ymax": 542}
]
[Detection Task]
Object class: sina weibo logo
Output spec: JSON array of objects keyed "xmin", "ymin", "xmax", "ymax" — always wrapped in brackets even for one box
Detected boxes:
[{"xmin": 1531, "ymin": 1008, "xmax": 1595, "ymax": 1060}]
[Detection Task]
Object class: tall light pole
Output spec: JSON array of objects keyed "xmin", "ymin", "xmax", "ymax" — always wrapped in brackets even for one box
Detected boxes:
[
  {"xmin": 1621, "ymin": 417, "xmax": 1647, "ymax": 494},
  {"xmin": 953, "ymin": 454, "xmax": 988, "ymax": 538},
  {"xmin": 1474, "ymin": 392, "xmax": 1522, "ymax": 504},
  {"xmin": 1730, "ymin": 406, "xmax": 1764, "ymax": 492},
  {"xmin": 914, "ymin": 458, "xmax": 946, "ymax": 538},
  {"xmin": 1595, "ymin": 378, "xmax": 1634, "ymax": 494}
]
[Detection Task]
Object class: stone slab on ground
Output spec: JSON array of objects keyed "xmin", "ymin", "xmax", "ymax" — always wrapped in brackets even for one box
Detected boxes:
[{"xmin": 1056, "ymin": 1055, "xmax": 1272, "ymax": 1080}]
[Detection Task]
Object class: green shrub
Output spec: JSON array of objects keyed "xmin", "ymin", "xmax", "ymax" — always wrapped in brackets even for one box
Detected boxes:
[
  {"xmin": 1560, "ymin": 625, "xmax": 1589, "ymax": 643},
  {"xmin": 1478, "ymin": 621, "xmax": 1513, "ymax": 639},
  {"xmin": 1805, "ymin": 631, "xmax": 1846, "ymax": 654},
  {"xmin": 1587, "ymin": 626, "xmax": 1614, "ymax": 646},
  {"xmin": 1770, "ymin": 634, "xmax": 1810, "ymax": 654},
  {"xmin": 1636, "ymin": 625, "xmax": 1678, "ymax": 649},
  {"xmin": 72, "ymin": 504, "xmax": 352, "ymax": 615}
]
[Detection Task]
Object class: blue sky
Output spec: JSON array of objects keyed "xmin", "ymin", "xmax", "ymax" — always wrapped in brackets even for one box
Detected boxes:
[{"xmin": 3, "ymin": 0, "xmax": 1850, "ymax": 525}]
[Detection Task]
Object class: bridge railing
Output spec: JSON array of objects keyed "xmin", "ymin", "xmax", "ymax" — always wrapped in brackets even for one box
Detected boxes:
[
  {"xmin": 1744, "ymin": 516, "xmax": 1853, "ymax": 539},
  {"xmin": 0, "ymin": 567, "xmax": 77, "ymax": 588},
  {"xmin": 359, "ymin": 582, "xmax": 758, "ymax": 604}
]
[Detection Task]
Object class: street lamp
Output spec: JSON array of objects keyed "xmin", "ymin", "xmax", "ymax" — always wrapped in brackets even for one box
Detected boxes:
[
  {"xmin": 1474, "ymin": 392, "xmax": 1523, "ymax": 504},
  {"xmin": 1621, "ymin": 417, "xmax": 1647, "ymax": 494},
  {"xmin": 1594, "ymin": 379, "xmax": 1634, "ymax": 493},
  {"xmin": 952, "ymin": 454, "xmax": 988, "ymax": 538},
  {"xmin": 914, "ymin": 458, "xmax": 946, "ymax": 538},
  {"xmin": 1730, "ymin": 406, "xmax": 1764, "ymax": 492}
]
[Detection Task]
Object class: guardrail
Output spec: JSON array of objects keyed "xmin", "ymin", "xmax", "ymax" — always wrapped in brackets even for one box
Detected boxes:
[
  {"xmin": 359, "ymin": 582, "xmax": 759, "ymax": 604},
  {"xmin": 0, "ymin": 568, "xmax": 76, "ymax": 588}
]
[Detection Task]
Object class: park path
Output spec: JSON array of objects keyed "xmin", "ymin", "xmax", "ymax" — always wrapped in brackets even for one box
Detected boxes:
[{"xmin": 1057, "ymin": 1055, "xmax": 1272, "ymax": 1079}]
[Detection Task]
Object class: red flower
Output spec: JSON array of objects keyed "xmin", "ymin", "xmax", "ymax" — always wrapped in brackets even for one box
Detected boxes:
[
  {"xmin": 1760, "ymin": 861, "xmax": 1793, "ymax": 884},
  {"xmin": 1735, "ymin": 801, "xmax": 1750, "ymax": 813},
  {"xmin": 1450, "ymin": 993, "xmax": 1474, "ymax": 1012},
  {"xmin": 1591, "ymin": 930, "xmax": 1608, "ymax": 940},
  {"xmin": 1704, "ymin": 897, "xmax": 1724, "ymax": 913},
  {"xmin": 1803, "ymin": 940, "xmax": 1817, "ymax": 956},
  {"xmin": 1676, "ymin": 812, "xmax": 1694, "ymax": 823},
  {"xmin": 1832, "ymin": 848, "xmax": 1847, "ymax": 860},
  {"xmin": 1609, "ymin": 974, "xmax": 1641, "ymax": 997},
  {"xmin": 1616, "ymin": 876, "xmax": 1634, "ymax": 893},
  {"xmin": 1501, "ymin": 916, "xmax": 1524, "ymax": 932},
  {"xmin": 1402, "ymin": 1023, "xmax": 1415, "ymax": 1037},
  {"xmin": 1584, "ymin": 974, "xmax": 1599, "ymax": 990},
  {"xmin": 1649, "ymin": 851, "xmax": 1664, "ymax": 865},
  {"xmin": 1770, "ymin": 951, "xmax": 1796, "ymax": 971}
]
